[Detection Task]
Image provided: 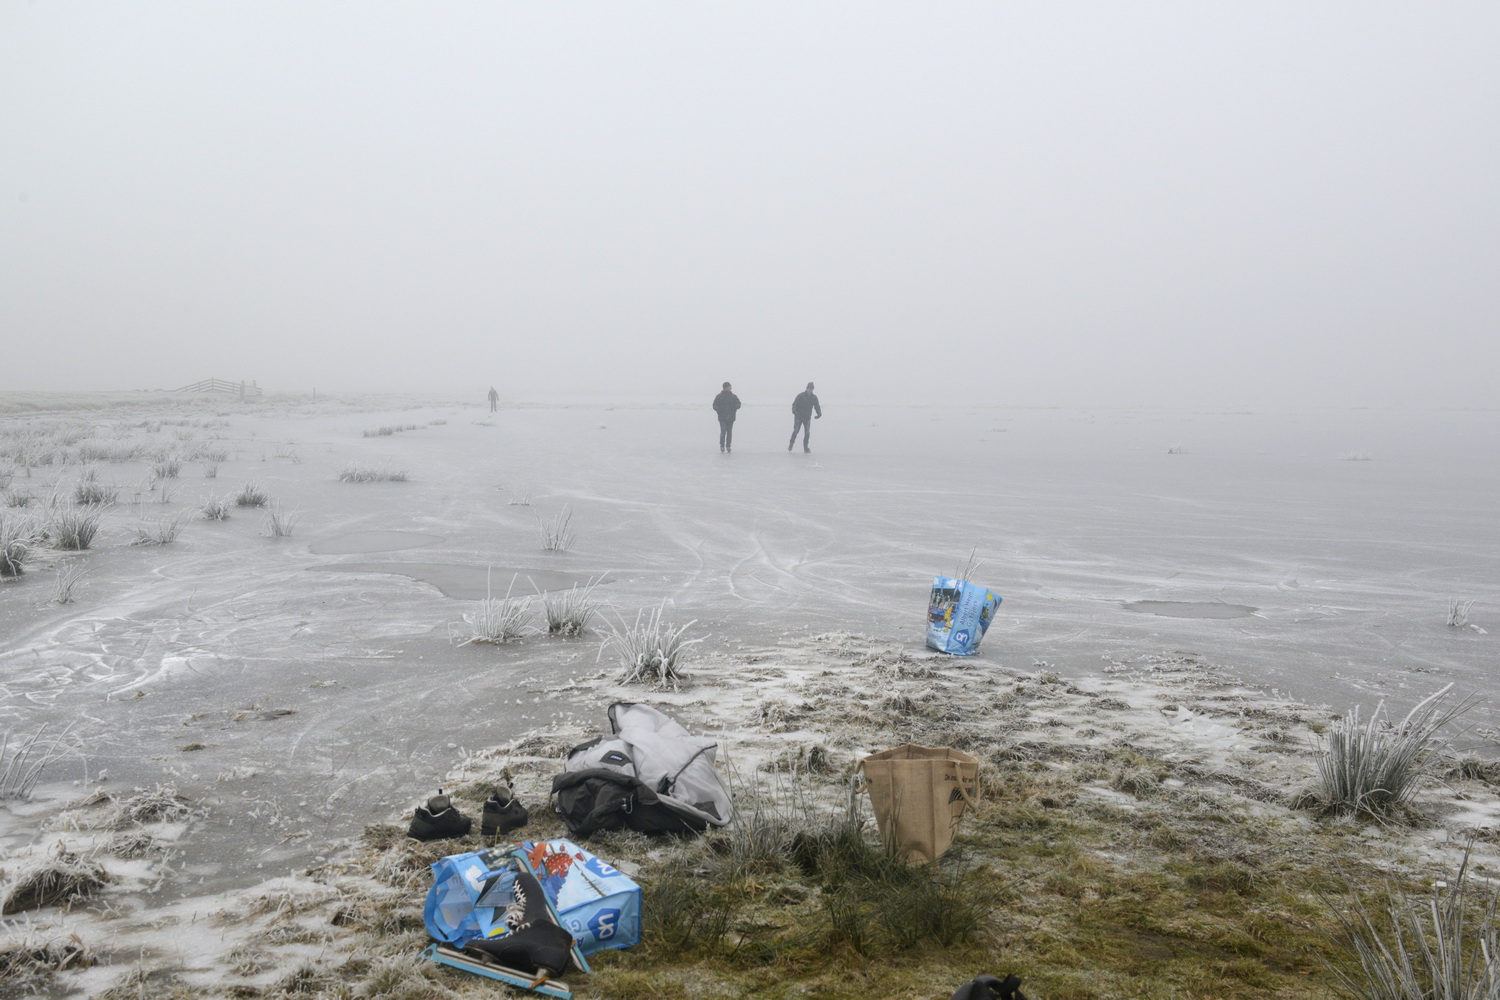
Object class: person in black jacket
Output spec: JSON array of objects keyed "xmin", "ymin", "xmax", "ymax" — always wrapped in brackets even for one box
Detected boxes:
[
  {"xmin": 712, "ymin": 382, "xmax": 741, "ymax": 452},
  {"xmin": 788, "ymin": 382, "xmax": 821, "ymax": 452}
]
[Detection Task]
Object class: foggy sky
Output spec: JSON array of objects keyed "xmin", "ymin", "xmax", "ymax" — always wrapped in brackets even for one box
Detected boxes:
[{"xmin": 3, "ymin": 3, "xmax": 1497, "ymax": 407}]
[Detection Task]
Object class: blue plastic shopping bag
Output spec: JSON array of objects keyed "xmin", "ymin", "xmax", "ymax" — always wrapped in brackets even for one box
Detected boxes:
[
  {"xmin": 515, "ymin": 840, "xmax": 642, "ymax": 955},
  {"xmin": 925, "ymin": 576, "xmax": 1002, "ymax": 655}
]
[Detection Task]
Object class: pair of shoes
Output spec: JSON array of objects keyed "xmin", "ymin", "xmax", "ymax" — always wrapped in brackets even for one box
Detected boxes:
[
  {"xmin": 408, "ymin": 790, "xmax": 473, "ymax": 841},
  {"xmin": 482, "ymin": 784, "xmax": 530, "ymax": 837}
]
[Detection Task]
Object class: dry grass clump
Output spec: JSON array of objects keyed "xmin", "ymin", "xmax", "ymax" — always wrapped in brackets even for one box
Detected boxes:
[
  {"xmin": 0, "ymin": 513, "xmax": 32, "ymax": 576},
  {"xmin": 0, "ymin": 850, "xmax": 110, "ymax": 915},
  {"xmin": 234, "ymin": 482, "xmax": 269, "ymax": 507},
  {"xmin": 1323, "ymin": 851, "xmax": 1500, "ymax": 1000},
  {"xmin": 602, "ymin": 604, "xmax": 699, "ymax": 689},
  {"xmin": 0, "ymin": 724, "xmax": 78, "ymax": 800},
  {"xmin": 200, "ymin": 496, "xmax": 232, "ymax": 520},
  {"xmin": 337, "ymin": 463, "xmax": 409, "ymax": 482},
  {"xmin": 261, "ymin": 502, "xmax": 301, "ymax": 538},
  {"xmin": 150, "ymin": 455, "xmax": 181, "ymax": 478},
  {"xmin": 48, "ymin": 503, "xmax": 106, "ymax": 550},
  {"xmin": 131, "ymin": 515, "xmax": 184, "ymax": 546},
  {"xmin": 537, "ymin": 506, "xmax": 575, "ymax": 551},
  {"xmin": 0, "ymin": 932, "xmax": 94, "ymax": 986},
  {"xmin": 541, "ymin": 579, "xmax": 601, "ymax": 636},
  {"xmin": 1315, "ymin": 687, "xmax": 1468, "ymax": 819},
  {"xmin": 452, "ymin": 575, "xmax": 535, "ymax": 645},
  {"xmin": 1448, "ymin": 599, "xmax": 1476, "ymax": 628},
  {"xmin": 71, "ymin": 478, "xmax": 119, "ymax": 505},
  {"xmin": 51, "ymin": 559, "xmax": 86, "ymax": 603},
  {"xmin": 110, "ymin": 783, "xmax": 195, "ymax": 827}
]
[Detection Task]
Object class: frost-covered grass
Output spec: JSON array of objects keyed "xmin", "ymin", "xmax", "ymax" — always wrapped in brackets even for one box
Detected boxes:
[
  {"xmin": 0, "ymin": 851, "xmax": 109, "ymax": 915},
  {"xmin": 537, "ymin": 506, "xmax": 575, "ymax": 552},
  {"xmin": 0, "ymin": 513, "xmax": 32, "ymax": 576},
  {"xmin": 1324, "ymin": 851, "xmax": 1500, "ymax": 1000},
  {"xmin": 0, "ymin": 724, "xmax": 77, "ymax": 800},
  {"xmin": 51, "ymin": 560, "xmax": 86, "ymax": 603},
  {"xmin": 337, "ymin": 463, "xmax": 409, "ymax": 482},
  {"xmin": 261, "ymin": 503, "xmax": 301, "ymax": 538},
  {"xmin": 602, "ymin": 604, "xmax": 699, "ymax": 689},
  {"xmin": 150, "ymin": 455, "xmax": 181, "ymax": 479},
  {"xmin": 1448, "ymin": 599, "xmax": 1475, "ymax": 628},
  {"xmin": 1315, "ymin": 687, "xmax": 1467, "ymax": 819},
  {"xmin": 71, "ymin": 477, "xmax": 118, "ymax": 506},
  {"xmin": 541, "ymin": 579, "xmax": 601, "ymax": 636},
  {"xmin": 200, "ymin": 496, "xmax": 232, "ymax": 520},
  {"xmin": 235, "ymin": 482, "xmax": 269, "ymax": 507},
  {"xmin": 452, "ymin": 574, "xmax": 534, "ymax": 645},
  {"xmin": 48, "ymin": 504, "xmax": 106, "ymax": 551},
  {"xmin": 131, "ymin": 515, "xmax": 183, "ymax": 546}
]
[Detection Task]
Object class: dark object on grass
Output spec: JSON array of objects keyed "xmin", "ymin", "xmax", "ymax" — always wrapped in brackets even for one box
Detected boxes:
[
  {"xmin": 463, "ymin": 867, "xmax": 577, "ymax": 985},
  {"xmin": 950, "ymin": 974, "xmax": 1029, "ymax": 1000},
  {"xmin": 408, "ymin": 790, "xmax": 472, "ymax": 841},
  {"xmin": 482, "ymin": 783, "xmax": 529, "ymax": 837}
]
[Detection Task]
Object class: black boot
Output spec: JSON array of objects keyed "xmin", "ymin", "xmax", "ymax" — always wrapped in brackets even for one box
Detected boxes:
[
  {"xmin": 481, "ymin": 783, "xmax": 530, "ymax": 837},
  {"xmin": 407, "ymin": 790, "xmax": 473, "ymax": 841}
]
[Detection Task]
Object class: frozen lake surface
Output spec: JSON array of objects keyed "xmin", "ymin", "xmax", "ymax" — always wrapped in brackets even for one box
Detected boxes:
[{"xmin": 1, "ymin": 398, "xmax": 1496, "ymax": 891}]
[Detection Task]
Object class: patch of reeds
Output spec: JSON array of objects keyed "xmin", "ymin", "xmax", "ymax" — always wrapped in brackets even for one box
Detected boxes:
[
  {"xmin": 261, "ymin": 503, "xmax": 301, "ymax": 538},
  {"xmin": 71, "ymin": 478, "xmax": 119, "ymax": 506},
  {"xmin": 131, "ymin": 515, "xmax": 183, "ymax": 546},
  {"xmin": 601, "ymin": 604, "xmax": 699, "ymax": 689},
  {"xmin": 199, "ymin": 496, "xmax": 232, "ymax": 520},
  {"xmin": 0, "ymin": 724, "xmax": 78, "ymax": 800},
  {"xmin": 0, "ymin": 514, "xmax": 31, "ymax": 576},
  {"xmin": 0, "ymin": 850, "xmax": 109, "ymax": 915},
  {"xmin": 452, "ymin": 573, "xmax": 535, "ymax": 645},
  {"xmin": 150, "ymin": 455, "xmax": 180, "ymax": 478},
  {"xmin": 537, "ymin": 506, "xmax": 575, "ymax": 552},
  {"xmin": 1448, "ymin": 599, "xmax": 1475, "ymax": 628},
  {"xmin": 541, "ymin": 578, "xmax": 601, "ymax": 636},
  {"xmin": 234, "ymin": 482, "xmax": 269, "ymax": 507},
  {"xmin": 1323, "ymin": 850, "xmax": 1500, "ymax": 999},
  {"xmin": 337, "ymin": 463, "xmax": 409, "ymax": 482},
  {"xmin": 1315, "ymin": 686, "xmax": 1468, "ymax": 818},
  {"xmin": 4, "ymin": 490, "xmax": 36, "ymax": 508},
  {"xmin": 51, "ymin": 560, "xmax": 86, "ymax": 603},
  {"xmin": 48, "ymin": 504, "xmax": 106, "ymax": 551},
  {"xmin": 201, "ymin": 462, "xmax": 218, "ymax": 478}
]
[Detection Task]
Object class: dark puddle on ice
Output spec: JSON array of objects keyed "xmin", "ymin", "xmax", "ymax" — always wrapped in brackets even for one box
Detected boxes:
[
  {"xmin": 1123, "ymin": 600, "xmax": 1259, "ymax": 619},
  {"xmin": 308, "ymin": 529, "xmax": 445, "ymax": 554},
  {"xmin": 318, "ymin": 562, "xmax": 604, "ymax": 599}
]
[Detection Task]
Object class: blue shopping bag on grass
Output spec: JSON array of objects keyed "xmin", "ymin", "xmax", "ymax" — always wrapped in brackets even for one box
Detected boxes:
[{"xmin": 926, "ymin": 576, "xmax": 1002, "ymax": 655}]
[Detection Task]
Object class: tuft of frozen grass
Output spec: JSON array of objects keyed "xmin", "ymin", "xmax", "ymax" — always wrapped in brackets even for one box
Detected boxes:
[
  {"xmin": 452, "ymin": 573, "xmax": 535, "ymax": 645},
  {"xmin": 0, "ymin": 931, "xmax": 94, "ymax": 985},
  {"xmin": 0, "ymin": 724, "xmax": 78, "ymax": 800},
  {"xmin": 1339, "ymin": 451, "xmax": 1374, "ymax": 462},
  {"xmin": 5, "ymin": 489, "xmax": 37, "ymax": 508},
  {"xmin": 602, "ymin": 604, "xmax": 700, "ymax": 689},
  {"xmin": 537, "ymin": 506, "xmax": 575, "ymax": 552},
  {"xmin": 131, "ymin": 515, "xmax": 183, "ymax": 546},
  {"xmin": 1, "ymin": 850, "xmax": 110, "ymax": 915},
  {"xmin": 1315, "ymin": 685, "xmax": 1469, "ymax": 819},
  {"xmin": 261, "ymin": 502, "xmax": 301, "ymax": 538},
  {"xmin": 51, "ymin": 560, "xmax": 86, "ymax": 604},
  {"xmin": 1166, "ymin": 444, "xmax": 1187, "ymax": 455},
  {"xmin": 0, "ymin": 514, "xmax": 32, "ymax": 576},
  {"xmin": 110, "ymin": 783, "xmax": 195, "ymax": 827},
  {"xmin": 71, "ymin": 478, "xmax": 118, "ymax": 505},
  {"xmin": 150, "ymin": 455, "xmax": 180, "ymax": 478},
  {"xmin": 337, "ymin": 463, "xmax": 409, "ymax": 482},
  {"xmin": 235, "ymin": 482, "xmax": 269, "ymax": 507},
  {"xmin": 201, "ymin": 462, "xmax": 218, "ymax": 478},
  {"xmin": 1448, "ymin": 599, "xmax": 1476, "ymax": 628},
  {"xmin": 540, "ymin": 578, "xmax": 602, "ymax": 636},
  {"xmin": 199, "ymin": 496, "xmax": 232, "ymax": 520},
  {"xmin": 48, "ymin": 505, "xmax": 106, "ymax": 551},
  {"xmin": 1323, "ymin": 849, "xmax": 1500, "ymax": 1000},
  {"xmin": 273, "ymin": 446, "xmax": 301, "ymax": 463}
]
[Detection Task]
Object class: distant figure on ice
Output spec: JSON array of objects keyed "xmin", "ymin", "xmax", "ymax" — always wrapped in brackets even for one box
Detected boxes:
[
  {"xmin": 487, "ymin": 386, "xmax": 499, "ymax": 412},
  {"xmin": 713, "ymin": 381, "xmax": 741, "ymax": 453},
  {"xmin": 788, "ymin": 382, "xmax": 821, "ymax": 453}
]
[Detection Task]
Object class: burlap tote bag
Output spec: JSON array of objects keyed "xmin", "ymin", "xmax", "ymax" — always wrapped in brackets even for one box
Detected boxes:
[{"xmin": 857, "ymin": 744, "xmax": 980, "ymax": 864}]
